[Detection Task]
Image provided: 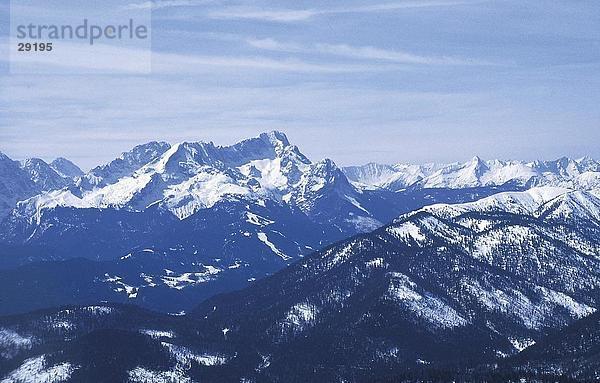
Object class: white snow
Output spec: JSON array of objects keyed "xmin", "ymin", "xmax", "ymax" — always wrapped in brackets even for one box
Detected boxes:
[
  {"xmin": 324, "ymin": 242, "xmax": 356, "ymax": 266},
  {"xmin": 287, "ymin": 303, "xmax": 318, "ymax": 324},
  {"xmin": 386, "ymin": 273, "xmax": 467, "ymax": 329},
  {"xmin": 1, "ymin": 355, "xmax": 76, "ymax": 383},
  {"xmin": 160, "ymin": 266, "xmax": 222, "ymax": 290},
  {"xmin": 540, "ymin": 190, "xmax": 600, "ymax": 222},
  {"xmin": 228, "ymin": 261, "xmax": 242, "ymax": 269},
  {"xmin": 102, "ymin": 274, "xmax": 138, "ymax": 298},
  {"xmin": 387, "ymin": 222, "xmax": 427, "ymax": 243},
  {"xmin": 461, "ymin": 279, "xmax": 596, "ymax": 330},
  {"xmin": 128, "ymin": 367, "xmax": 191, "ymax": 383},
  {"xmin": 346, "ymin": 215, "xmax": 381, "ymax": 232},
  {"xmin": 239, "ymin": 158, "xmax": 288, "ymax": 190},
  {"xmin": 575, "ymin": 171, "xmax": 600, "ymax": 189},
  {"xmin": 343, "ymin": 162, "xmax": 440, "ymax": 191},
  {"xmin": 161, "ymin": 342, "xmax": 229, "ymax": 366},
  {"xmin": 257, "ymin": 232, "xmax": 291, "ymax": 260},
  {"xmin": 16, "ymin": 132, "xmax": 323, "ymax": 223},
  {"xmin": 348, "ymin": 157, "xmax": 600, "ymax": 191},
  {"xmin": 280, "ymin": 302, "xmax": 319, "ymax": 333},
  {"xmin": 162, "ymin": 171, "xmax": 252, "ymax": 220},
  {"xmin": 140, "ymin": 329, "xmax": 175, "ymax": 339},
  {"xmin": 536, "ymin": 286, "xmax": 596, "ymax": 319},
  {"xmin": 0, "ymin": 329, "xmax": 34, "ymax": 359},
  {"xmin": 366, "ymin": 258, "xmax": 385, "ymax": 269},
  {"xmin": 345, "ymin": 195, "xmax": 370, "ymax": 214},
  {"xmin": 509, "ymin": 337, "xmax": 536, "ymax": 352},
  {"xmin": 104, "ymin": 266, "xmax": 222, "ymax": 294},
  {"xmin": 140, "ymin": 273, "xmax": 157, "ymax": 287},
  {"xmin": 49, "ymin": 321, "xmax": 74, "ymax": 331},
  {"xmin": 417, "ymin": 187, "xmax": 570, "ymax": 221},
  {"xmin": 245, "ymin": 212, "xmax": 274, "ymax": 226}
]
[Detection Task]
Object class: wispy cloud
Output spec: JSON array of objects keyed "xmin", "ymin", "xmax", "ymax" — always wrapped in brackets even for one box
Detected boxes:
[
  {"xmin": 246, "ymin": 38, "xmax": 492, "ymax": 66},
  {"xmin": 123, "ymin": 0, "xmax": 215, "ymax": 10},
  {"xmin": 152, "ymin": 51, "xmax": 398, "ymax": 73},
  {"xmin": 208, "ymin": 7, "xmax": 318, "ymax": 22},
  {"xmin": 207, "ymin": 1, "xmax": 482, "ymax": 22}
]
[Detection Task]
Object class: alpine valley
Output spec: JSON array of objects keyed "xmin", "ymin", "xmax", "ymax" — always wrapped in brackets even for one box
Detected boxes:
[{"xmin": 1, "ymin": 132, "xmax": 600, "ymax": 382}]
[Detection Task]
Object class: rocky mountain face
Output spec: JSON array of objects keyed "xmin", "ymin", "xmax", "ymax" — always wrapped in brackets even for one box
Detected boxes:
[
  {"xmin": 0, "ymin": 153, "xmax": 82, "ymax": 220},
  {"xmin": 49, "ymin": 158, "xmax": 84, "ymax": 179}
]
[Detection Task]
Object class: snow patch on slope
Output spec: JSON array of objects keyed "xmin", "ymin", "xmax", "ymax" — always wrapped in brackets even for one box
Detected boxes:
[
  {"xmin": 280, "ymin": 302, "xmax": 319, "ymax": 334},
  {"xmin": 0, "ymin": 329, "xmax": 34, "ymax": 359},
  {"xmin": 257, "ymin": 232, "xmax": 291, "ymax": 260},
  {"xmin": 386, "ymin": 273, "xmax": 467, "ymax": 329},
  {"xmin": 161, "ymin": 342, "xmax": 229, "ymax": 367},
  {"xmin": 128, "ymin": 366, "xmax": 191, "ymax": 383},
  {"xmin": 387, "ymin": 222, "xmax": 427, "ymax": 243},
  {"xmin": 1, "ymin": 355, "xmax": 76, "ymax": 383}
]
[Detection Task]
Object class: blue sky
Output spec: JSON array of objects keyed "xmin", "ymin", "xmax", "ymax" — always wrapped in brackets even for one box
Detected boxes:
[{"xmin": 1, "ymin": 0, "xmax": 599, "ymax": 170}]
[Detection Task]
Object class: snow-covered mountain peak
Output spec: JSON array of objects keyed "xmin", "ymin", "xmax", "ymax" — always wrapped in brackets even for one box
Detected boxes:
[
  {"xmin": 343, "ymin": 163, "xmax": 396, "ymax": 189},
  {"xmin": 537, "ymin": 189, "xmax": 600, "ymax": 223},
  {"xmin": 19, "ymin": 158, "xmax": 71, "ymax": 192},
  {"xmin": 468, "ymin": 155, "xmax": 483, "ymax": 165},
  {"xmin": 457, "ymin": 155, "xmax": 490, "ymax": 181},
  {"xmin": 50, "ymin": 157, "xmax": 83, "ymax": 179},
  {"xmin": 294, "ymin": 158, "xmax": 354, "ymax": 200},
  {"xmin": 418, "ymin": 158, "xmax": 534, "ymax": 189},
  {"xmin": 343, "ymin": 162, "xmax": 443, "ymax": 191},
  {"xmin": 576, "ymin": 156, "xmax": 600, "ymax": 171},
  {"xmin": 260, "ymin": 130, "xmax": 290, "ymax": 152},
  {"xmin": 312, "ymin": 158, "xmax": 341, "ymax": 178},
  {"xmin": 221, "ymin": 131, "xmax": 307, "ymax": 167},
  {"xmin": 19, "ymin": 157, "xmax": 45, "ymax": 168},
  {"xmin": 535, "ymin": 156, "xmax": 580, "ymax": 179},
  {"xmin": 0, "ymin": 153, "xmax": 67, "ymax": 218},
  {"xmin": 113, "ymin": 141, "xmax": 173, "ymax": 170},
  {"xmin": 150, "ymin": 141, "xmax": 221, "ymax": 179},
  {"xmin": 78, "ymin": 141, "xmax": 172, "ymax": 189},
  {"xmin": 138, "ymin": 132, "xmax": 309, "ymax": 188},
  {"xmin": 468, "ymin": 155, "xmax": 488, "ymax": 171},
  {"xmin": 396, "ymin": 186, "xmax": 600, "ymax": 228}
]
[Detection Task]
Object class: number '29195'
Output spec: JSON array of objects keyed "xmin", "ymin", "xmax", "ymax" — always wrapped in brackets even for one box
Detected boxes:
[{"xmin": 17, "ymin": 42, "xmax": 53, "ymax": 52}]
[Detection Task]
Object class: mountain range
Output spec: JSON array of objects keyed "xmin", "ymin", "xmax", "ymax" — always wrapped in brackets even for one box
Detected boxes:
[
  {"xmin": 0, "ymin": 132, "xmax": 409, "ymax": 314},
  {"xmin": 0, "ymin": 132, "xmax": 599, "ymax": 382},
  {"xmin": 343, "ymin": 156, "xmax": 600, "ymax": 191},
  {"xmin": 1, "ymin": 186, "xmax": 600, "ymax": 381},
  {"xmin": 0, "ymin": 132, "xmax": 520, "ymax": 314}
]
